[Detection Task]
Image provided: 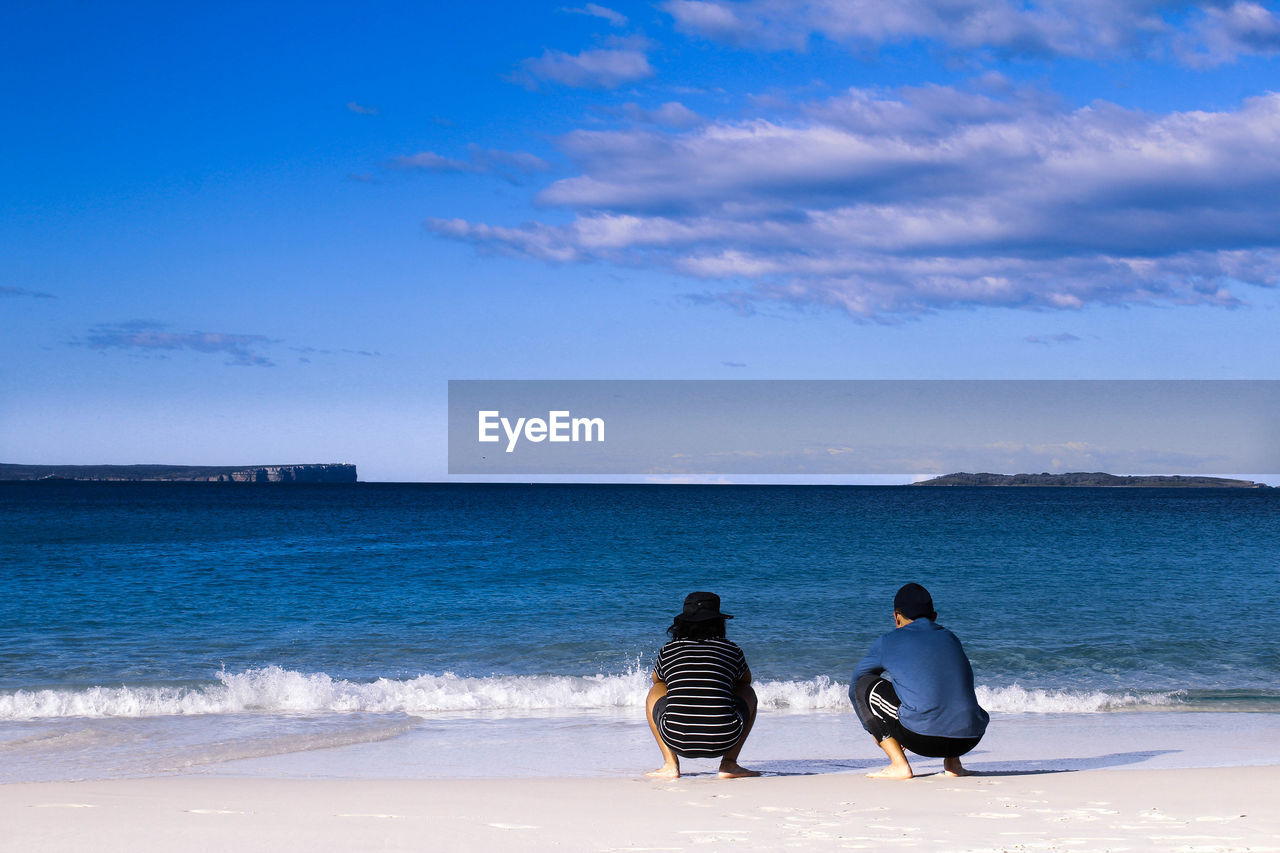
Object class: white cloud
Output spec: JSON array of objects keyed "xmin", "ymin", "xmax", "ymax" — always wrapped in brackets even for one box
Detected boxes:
[
  {"xmin": 666, "ymin": 0, "xmax": 772, "ymax": 46},
  {"xmin": 1181, "ymin": 1, "xmax": 1280, "ymax": 65},
  {"xmin": 563, "ymin": 3, "xmax": 629, "ymax": 26},
  {"xmin": 429, "ymin": 86, "xmax": 1280, "ymax": 318},
  {"xmin": 78, "ymin": 321, "xmax": 276, "ymax": 367},
  {"xmin": 621, "ymin": 101, "xmax": 704, "ymax": 127},
  {"xmin": 394, "ymin": 151, "xmax": 472, "ymax": 172},
  {"xmin": 663, "ymin": 0, "xmax": 1280, "ymax": 64},
  {"xmin": 391, "ymin": 145, "xmax": 550, "ymax": 180},
  {"xmin": 517, "ymin": 41, "xmax": 654, "ymax": 89},
  {"xmin": 1024, "ymin": 332, "xmax": 1083, "ymax": 344},
  {"xmin": 427, "ymin": 219, "xmax": 584, "ymax": 262},
  {"xmin": 1, "ymin": 285, "xmax": 56, "ymax": 299}
]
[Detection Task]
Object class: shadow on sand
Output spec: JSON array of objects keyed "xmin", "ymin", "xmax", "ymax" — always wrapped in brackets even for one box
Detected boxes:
[{"xmin": 732, "ymin": 749, "xmax": 1181, "ymax": 778}]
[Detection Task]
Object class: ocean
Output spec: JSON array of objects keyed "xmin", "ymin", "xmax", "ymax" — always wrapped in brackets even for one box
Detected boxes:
[{"xmin": 2, "ymin": 483, "xmax": 1278, "ymax": 781}]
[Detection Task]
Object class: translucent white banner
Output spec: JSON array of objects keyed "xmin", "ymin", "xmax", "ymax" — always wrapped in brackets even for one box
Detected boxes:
[{"xmin": 447, "ymin": 380, "xmax": 1280, "ymax": 477}]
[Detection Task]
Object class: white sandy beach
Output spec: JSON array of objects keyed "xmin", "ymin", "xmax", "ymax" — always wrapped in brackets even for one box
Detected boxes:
[
  {"xmin": 6, "ymin": 709, "xmax": 1280, "ymax": 851},
  {"xmin": 3, "ymin": 765, "xmax": 1277, "ymax": 852}
]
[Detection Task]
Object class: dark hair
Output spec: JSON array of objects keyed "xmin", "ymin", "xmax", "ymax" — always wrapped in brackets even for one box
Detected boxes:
[
  {"xmin": 894, "ymin": 607, "xmax": 938, "ymax": 622},
  {"xmin": 667, "ymin": 616, "xmax": 727, "ymax": 640}
]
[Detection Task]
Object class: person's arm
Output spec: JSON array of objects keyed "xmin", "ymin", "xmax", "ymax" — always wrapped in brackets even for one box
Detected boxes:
[
  {"xmin": 851, "ymin": 636, "xmax": 885, "ymax": 682},
  {"xmin": 732, "ymin": 644, "xmax": 751, "ymax": 687}
]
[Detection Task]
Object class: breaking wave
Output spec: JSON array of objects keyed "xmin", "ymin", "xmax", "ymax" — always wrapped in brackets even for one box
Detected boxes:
[{"xmin": 0, "ymin": 667, "xmax": 1217, "ymax": 720}]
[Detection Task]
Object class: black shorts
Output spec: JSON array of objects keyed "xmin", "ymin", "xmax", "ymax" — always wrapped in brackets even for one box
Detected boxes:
[{"xmin": 851, "ymin": 674, "xmax": 982, "ymax": 759}]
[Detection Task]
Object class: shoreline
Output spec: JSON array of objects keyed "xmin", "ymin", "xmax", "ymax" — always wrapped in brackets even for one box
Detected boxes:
[
  {"xmin": 4, "ymin": 765, "xmax": 1278, "ymax": 852},
  {"xmin": 7, "ymin": 708, "xmax": 1280, "ymax": 784}
]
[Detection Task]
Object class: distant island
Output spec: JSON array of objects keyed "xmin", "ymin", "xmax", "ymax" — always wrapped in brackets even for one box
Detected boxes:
[
  {"xmin": 914, "ymin": 472, "xmax": 1268, "ymax": 488},
  {"xmin": 0, "ymin": 463, "xmax": 357, "ymax": 483}
]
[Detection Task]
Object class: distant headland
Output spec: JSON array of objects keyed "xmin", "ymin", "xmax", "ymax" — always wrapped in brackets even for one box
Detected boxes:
[
  {"xmin": 913, "ymin": 472, "xmax": 1268, "ymax": 488},
  {"xmin": 0, "ymin": 463, "xmax": 357, "ymax": 483}
]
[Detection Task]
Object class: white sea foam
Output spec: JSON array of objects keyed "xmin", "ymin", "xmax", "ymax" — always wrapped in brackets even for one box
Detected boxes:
[
  {"xmin": 755, "ymin": 676, "xmax": 851, "ymax": 710},
  {"xmin": 764, "ymin": 680, "xmax": 1176, "ymax": 713},
  {"xmin": 976, "ymin": 684, "xmax": 1174, "ymax": 713},
  {"xmin": 0, "ymin": 667, "xmax": 1186, "ymax": 720},
  {"xmin": 0, "ymin": 667, "xmax": 651, "ymax": 720}
]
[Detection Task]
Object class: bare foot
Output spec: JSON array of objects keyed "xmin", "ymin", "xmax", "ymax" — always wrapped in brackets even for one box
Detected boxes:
[
  {"xmin": 942, "ymin": 757, "xmax": 973, "ymax": 777},
  {"xmin": 866, "ymin": 765, "xmax": 914, "ymax": 780},
  {"xmin": 645, "ymin": 762, "xmax": 680, "ymax": 779},
  {"xmin": 717, "ymin": 761, "xmax": 761, "ymax": 779}
]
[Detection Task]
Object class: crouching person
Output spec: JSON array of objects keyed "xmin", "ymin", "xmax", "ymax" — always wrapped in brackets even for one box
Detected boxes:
[
  {"xmin": 851, "ymin": 583, "xmax": 989, "ymax": 779},
  {"xmin": 646, "ymin": 592, "xmax": 760, "ymax": 779}
]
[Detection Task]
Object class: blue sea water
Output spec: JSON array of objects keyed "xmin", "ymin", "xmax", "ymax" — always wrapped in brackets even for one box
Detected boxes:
[{"xmin": 2, "ymin": 483, "xmax": 1278, "ymax": 780}]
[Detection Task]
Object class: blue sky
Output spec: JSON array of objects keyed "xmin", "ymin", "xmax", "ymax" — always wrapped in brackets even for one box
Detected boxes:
[{"xmin": 3, "ymin": 0, "xmax": 1278, "ymax": 481}]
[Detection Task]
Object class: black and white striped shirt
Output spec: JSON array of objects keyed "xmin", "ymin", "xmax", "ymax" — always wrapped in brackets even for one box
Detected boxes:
[{"xmin": 654, "ymin": 638, "xmax": 749, "ymax": 758}]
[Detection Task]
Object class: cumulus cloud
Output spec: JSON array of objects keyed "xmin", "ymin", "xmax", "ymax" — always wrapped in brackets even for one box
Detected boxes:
[
  {"xmin": 564, "ymin": 3, "xmax": 629, "ymax": 26},
  {"xmin": 428, "ymin": 86, "xmax": 1280, "ymax": 318},
  {"xmin": 391, "ymin": 144, "xmax": 550, "ymax": 180},
  {"xmin": 663, "ymin": 0, "xmax": 1280, "ymax": 64},
  {"xmin": 346, "ymin": 101, "xmax": 379, "ymax": 115},
  {"xmin": 516, "ymin": 38, "xmax": 654, "ymax": 88},
  {"xmin": 1, "ymin": 286, "xmax": 55, "ymax": 299},
  {"xmin": 78, "ymin": 321, "xmax": 276, "ymax": 367}
]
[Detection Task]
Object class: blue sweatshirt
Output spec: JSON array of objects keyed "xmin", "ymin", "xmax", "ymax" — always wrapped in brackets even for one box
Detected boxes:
[{"xmin": 851, "ymin": 619, "xmax": 990, "ymax": 739}]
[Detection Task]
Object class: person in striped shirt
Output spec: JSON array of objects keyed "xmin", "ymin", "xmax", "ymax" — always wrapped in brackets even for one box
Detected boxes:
[{"xmin": 645, "ymin": 591, "xmax": 760, "ymax": 779}]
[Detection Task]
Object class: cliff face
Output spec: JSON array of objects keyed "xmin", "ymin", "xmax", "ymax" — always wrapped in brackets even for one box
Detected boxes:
[
  {"xmin": 207, "ymin": 465, "xmax": 357, "ymax": 483},
  {"xmin": 0, "ymin": 463, "xmax": 357, "ymax": 483}
]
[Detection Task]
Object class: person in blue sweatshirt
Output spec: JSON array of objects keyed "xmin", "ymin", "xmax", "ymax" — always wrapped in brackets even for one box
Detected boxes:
[{"xmin": 850, "ymin": 582, "xmax": 989, "ymax": 779}]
